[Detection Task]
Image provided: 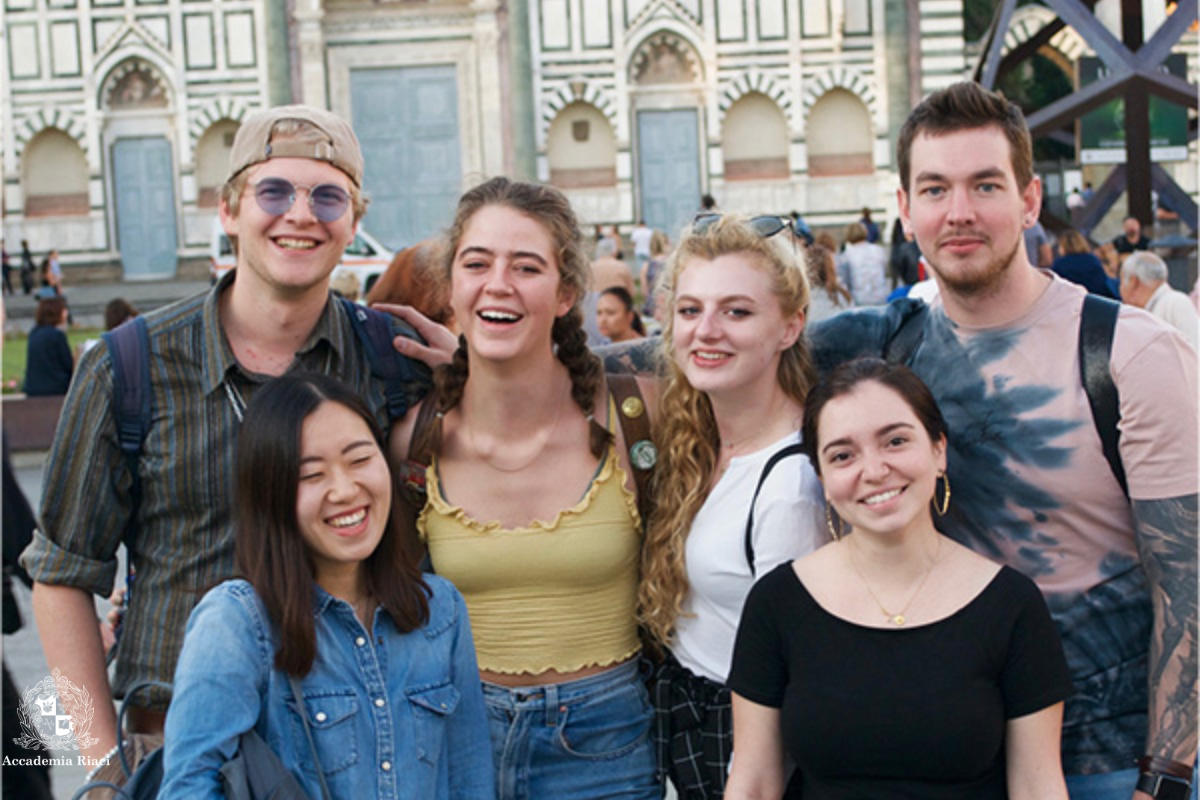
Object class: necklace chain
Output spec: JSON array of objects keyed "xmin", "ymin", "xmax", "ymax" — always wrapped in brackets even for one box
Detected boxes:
[
  {"xmin": 464, "ymin": 398, "xmax": 566, "ymax": 474},
  {"xmin": 844, "ymin": 535, "xmax": 942, "ymax": 626}
]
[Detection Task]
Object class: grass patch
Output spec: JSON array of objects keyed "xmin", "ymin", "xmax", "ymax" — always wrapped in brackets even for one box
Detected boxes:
[{"xmin": 3, "ymin": 328, "xmax": 101, "ymax": 393}]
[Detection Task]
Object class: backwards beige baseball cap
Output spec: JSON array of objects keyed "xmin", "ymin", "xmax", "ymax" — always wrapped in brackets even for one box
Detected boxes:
[{"xmin": 227, "ymin": 104, "xmax": 364, "ymax": 187}]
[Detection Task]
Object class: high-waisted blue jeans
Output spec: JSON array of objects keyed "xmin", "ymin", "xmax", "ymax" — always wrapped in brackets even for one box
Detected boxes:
[{"xmin": 483, "ymin": 659, "xmax": 660, "ymax": 800}]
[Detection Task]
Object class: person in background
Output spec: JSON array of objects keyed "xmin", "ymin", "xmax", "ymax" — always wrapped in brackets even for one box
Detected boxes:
[
  {"xmin": 1120, "ymin": 251, "xmax": 1199, "ymax": 350},
  {"xmin": 586, "ymin": 236, "xmax": 637, "ymax": 345},
  {"xmin": 1, "ymin": 240, "xmax": 12, "ymax": 296},
  {"xmin": 1066, "ymin": 188, "xmax": 1086, "ymax": 215},
  {"xmin": 840, "ymin": 222, "xmax": 889, "ymax": 306},
  {"xmin": 726, "ymin": 358, "xmax": 1072, "ymax": 800},
  {"xmin": 804, "ymin": 244, "xmax": 853, "ymax": 323},
  {"xmin": 1023, "ymin": 217, "xmax": 1052, "ymax": 268},
  {"xmin": 641, "ymin": 213, "xmax": 826, "ymax": 799},
  {"xmin": 160, "ymin": 373, "xmax": 492, "ymax": 799},
  {"xmin": 888, "ymin": 218, "xmax": 923, "ymax": 289},
  {"xmin": 1112, "ymin": 215, "xmax": 1151, "ymax": 265},
  {"xmin": 859, "ymin": 207, "xmax": 880, "ymax": 243},
  {"xmin": 642, "ymin": 230, "xmax": 671, "ymax": 320},
  {"xmin": 18, "ymin": 241, "xmax": 35, "ymax": 296},
  {"xmin": 632, "ymin": 220, "xmax": 655, "ymax": 280},
  {"xmin": 788, "ymin": 212, "xmax": 814, "ymax": 247},
  {"xmin": 24, "ymin": 296, "xmax": 73, "ymax": 396},
  {"xmin": 596, "ymin": 286, "xmax": 646, "ymax": 343},
  {"xmin": 3, "ymin": 299, "xmax": 52, "ymax": 799},
  {"xmin": 367, "ymin": 240, "xmax": 456, "ymax": 334},
  {"xmin": 39, "ymin": 250, "xmax": 63, "ymax": 296},
  {"xmin": 1095, "ymin": 241, "xmax": 1120, "ymax": 282},
  {"xmin": 1051, "ymin": 229, "xmax": 1117, "ymax": 298},
  {"xmin": 329, "ymin": 270, "xmax": 360, "ymax": 302},
  {"xmin": 78, "ymin": 298, "xmax": 140, "ymax": 358}
]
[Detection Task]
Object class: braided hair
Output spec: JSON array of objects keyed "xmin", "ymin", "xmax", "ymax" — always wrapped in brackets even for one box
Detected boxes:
[{"xmin": 413, "ymin": 177, "xmax": 610, "ymax": 460}]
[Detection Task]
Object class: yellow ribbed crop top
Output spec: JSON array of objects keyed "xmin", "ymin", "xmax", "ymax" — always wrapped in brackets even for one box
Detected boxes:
[{"xmin": 417, "ymin": 441, "xmax": 642, "ymax": 675}]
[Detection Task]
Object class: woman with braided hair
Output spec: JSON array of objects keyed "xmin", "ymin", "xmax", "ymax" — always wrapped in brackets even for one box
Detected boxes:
[{"xmin": 391, "ymin": 177, "xmax": 659, "ymax": 799}]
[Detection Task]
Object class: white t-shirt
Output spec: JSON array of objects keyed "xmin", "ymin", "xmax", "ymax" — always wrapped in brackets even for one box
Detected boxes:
[
  {"xmin": 672, "ymin": 432, "xmax": 827, "ymax": 683},
  {"xmin": 630, "ymin": 226, "xmax": 654, "ymax": 257},
  {"xmin": 1145, "ymin": 283, "xmax": 1200, "ymax": 351}
]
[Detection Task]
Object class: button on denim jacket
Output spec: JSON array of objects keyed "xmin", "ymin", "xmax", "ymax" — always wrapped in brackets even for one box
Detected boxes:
[{"xmin": 160, "ymin": 575, "xmax": 494, "ymax": 799}]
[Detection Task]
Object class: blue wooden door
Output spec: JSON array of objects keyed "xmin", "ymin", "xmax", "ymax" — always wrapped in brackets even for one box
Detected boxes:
[
  {"xmin": 637, "ymin": 110, "xmax": 701, "ymax": 236},
  {"xmin": 112, "ymin": 138, "xmax": 178, "ymax": 279},
  {"xmin": 351, "ymin": 66, "xmax": 462, "ymax": 250}
]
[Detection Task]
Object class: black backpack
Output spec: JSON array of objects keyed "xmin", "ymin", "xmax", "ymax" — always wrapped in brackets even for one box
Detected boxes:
[{"xmin": 100, "ymin": 297, "xmax": 422, "ymax": 660}]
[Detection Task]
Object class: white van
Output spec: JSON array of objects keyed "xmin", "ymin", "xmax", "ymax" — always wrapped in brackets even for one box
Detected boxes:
[{"xmin": 209, "ymin": 218, "xmax": 394, "ymax": 298}]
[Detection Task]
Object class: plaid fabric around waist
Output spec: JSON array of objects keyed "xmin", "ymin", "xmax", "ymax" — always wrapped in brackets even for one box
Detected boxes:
[{"xmin": 649, "ymin": 651, "xmax": 732, "ymax": 800}]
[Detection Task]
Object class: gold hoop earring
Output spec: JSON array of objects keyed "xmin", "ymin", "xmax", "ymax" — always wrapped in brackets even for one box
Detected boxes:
[
  {"xmin": 825, "ymin": 504, "xmax": 848, "ymax": 541},
  {"xmin": 934, "ymin": 472, "xmax": 951, "ymax": 516}
]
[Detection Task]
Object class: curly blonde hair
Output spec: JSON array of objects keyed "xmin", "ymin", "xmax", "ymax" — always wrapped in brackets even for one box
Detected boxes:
[{"xmin": 639, "ymin": 215, "xmax": 816, "ymax": 649}]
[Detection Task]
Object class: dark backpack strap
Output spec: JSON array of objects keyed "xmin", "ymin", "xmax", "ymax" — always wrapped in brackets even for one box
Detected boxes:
[
  {"xmin": 744, "ymin": 443, "xmax": 806, "ymax": 576},
  {"xmin": 100, "ymin": 317, "xmax": 151, "ymax": 666},
  {"xmin": 340, "ymin": 298, "xmax": 422, "ymax": 422},
  {"xmin": 607, "ymin": 373, "xmax": 655, "ymax": 526},
  {"xmin": 396, "ymin": 398, "xmax": 440, "ymax": 496},
  {"xmin": 102, "ymin": 316, "xmax": 152, "ymax": 504},
  {"xmin": 883, "ymin": 300, "xmax": 929, "ymax": 365},
  {"xmin": 1078, "ymin": 294, "xmax": 1126, "ymax": 496}
]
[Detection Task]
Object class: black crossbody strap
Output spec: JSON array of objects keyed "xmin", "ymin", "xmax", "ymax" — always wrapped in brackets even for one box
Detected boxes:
[
  {"xmin": 883, "ymin": 301, "xmax": 929, "ymax": 365},
  {"xmin": 1078, "ymin": 294, "xmax": 1126, "ymax": 495},
  {"xmin": 744, "ymin": 443, "xmax": 806, "ymax": 576},
  {"xmin": 100, "ymin": 316, "xmax": 152, "ymax": 668},
  {"xmin": 287, "ymin": 675, "xmax": 332, "ymax": 800}
]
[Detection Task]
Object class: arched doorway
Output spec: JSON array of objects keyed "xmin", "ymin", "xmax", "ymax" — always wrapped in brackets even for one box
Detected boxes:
[
  {"xmin": 630, "ymin": 31, "xmax": 704, "ymax": 235},
  {"xmin": 103, "ymin": 58, "xmax": 178, "ymax": 279}
]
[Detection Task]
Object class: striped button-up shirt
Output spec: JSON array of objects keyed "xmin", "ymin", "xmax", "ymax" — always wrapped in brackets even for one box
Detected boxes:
[{"xmin": 21, "ymin": 275, "xmax": 429, "ymax": 708}]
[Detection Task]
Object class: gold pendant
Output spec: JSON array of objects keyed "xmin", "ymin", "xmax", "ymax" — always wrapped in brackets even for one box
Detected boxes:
[{"xmin": 891, "ymin": 614, "xmax": 906, "ymax": 626}]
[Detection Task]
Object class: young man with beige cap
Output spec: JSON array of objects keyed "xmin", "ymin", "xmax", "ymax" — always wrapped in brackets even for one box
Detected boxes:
[{"xmin": 21, "ymin": 105, "xmax": 433, "ymax": 773}]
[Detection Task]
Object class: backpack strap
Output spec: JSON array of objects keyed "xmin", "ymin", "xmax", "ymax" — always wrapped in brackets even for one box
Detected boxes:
[
  {"xmin": 340, "ymin": 297, "xmax": 423, "ymax": 422},
  {"xmin": 396, "ymin": 398, "xmax": 440, "ymax": 496},
  {"xmin": 102, "ymin": 316, "xmax": 152, "ymax": 506},
  {"xmin": 883, "ymin": 300, "xmax": 929, "ymax": 365},
  {"xmin": 1078, "ymin": 294, "xmax": 1127, "ymax": 495},
  {"xmin": 744, "ymin": 443, "xmax": 806, "ymax": 576},
  {"xmin": 607, "ymin": 373, "xmax": 655, "ymax": 526},
  {"xmin": 100, "ymin": 317, "xmax": 152, "ymax": 666}
]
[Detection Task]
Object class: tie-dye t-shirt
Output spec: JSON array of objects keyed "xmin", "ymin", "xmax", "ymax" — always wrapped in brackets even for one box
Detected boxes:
[{"xmin": 809, "ymin": 273, "xmax": 1198, "ymax": 774}]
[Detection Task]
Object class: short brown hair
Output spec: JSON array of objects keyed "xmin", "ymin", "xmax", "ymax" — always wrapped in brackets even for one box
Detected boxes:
[
  {"xmin": 1058, "ymin": 229, "xmax": 1091, "ymax": 256},
  {"xmin": 35, "ymin": 296, "xmax": 67, "ymax": 327},
  {"xmin": 897, "ymin": 82, "xmax": 1033, "ymax": 192}
]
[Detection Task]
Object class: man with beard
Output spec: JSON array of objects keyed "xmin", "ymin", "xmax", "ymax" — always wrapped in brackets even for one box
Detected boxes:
[{"xmin": 804, "ymin": 82, "xmax": 1196, "ymax": 799}]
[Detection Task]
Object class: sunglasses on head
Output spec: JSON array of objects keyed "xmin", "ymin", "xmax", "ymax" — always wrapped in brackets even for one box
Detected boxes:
[
  {"xmin": 249, "ymin": 177, "xmax": 351, "ymax": 223},
  {"xmin": 691, "ymin": 213, "xmax": 795, "ymax": 239}
]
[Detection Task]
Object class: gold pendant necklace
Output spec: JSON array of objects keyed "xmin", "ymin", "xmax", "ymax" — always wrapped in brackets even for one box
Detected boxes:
[{"xmin": 844, "ymin": 535, "xmax": 942, "ymax": 626}]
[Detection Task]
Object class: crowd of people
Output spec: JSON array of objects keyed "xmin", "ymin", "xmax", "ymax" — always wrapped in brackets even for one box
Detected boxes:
[{"xmin": 4, "ymin": 81, "xmax": 1197, "ymax": 800}]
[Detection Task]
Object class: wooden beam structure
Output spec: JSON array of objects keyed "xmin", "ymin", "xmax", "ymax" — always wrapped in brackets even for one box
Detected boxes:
[{"xmin": 973, "ymin": 0, "xmax": 1198, "ymax": 236}]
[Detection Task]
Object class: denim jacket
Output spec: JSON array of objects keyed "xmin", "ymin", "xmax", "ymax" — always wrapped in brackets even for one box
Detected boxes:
[{"xmin": 160, "ymin": 575, "xmax": 494, "ymax": 799}]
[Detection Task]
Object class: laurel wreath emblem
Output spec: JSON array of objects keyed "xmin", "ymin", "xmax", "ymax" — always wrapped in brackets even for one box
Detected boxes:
[{"xmin": 14, "ymin": 668, "xmax": 99, "ymax": 751}]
